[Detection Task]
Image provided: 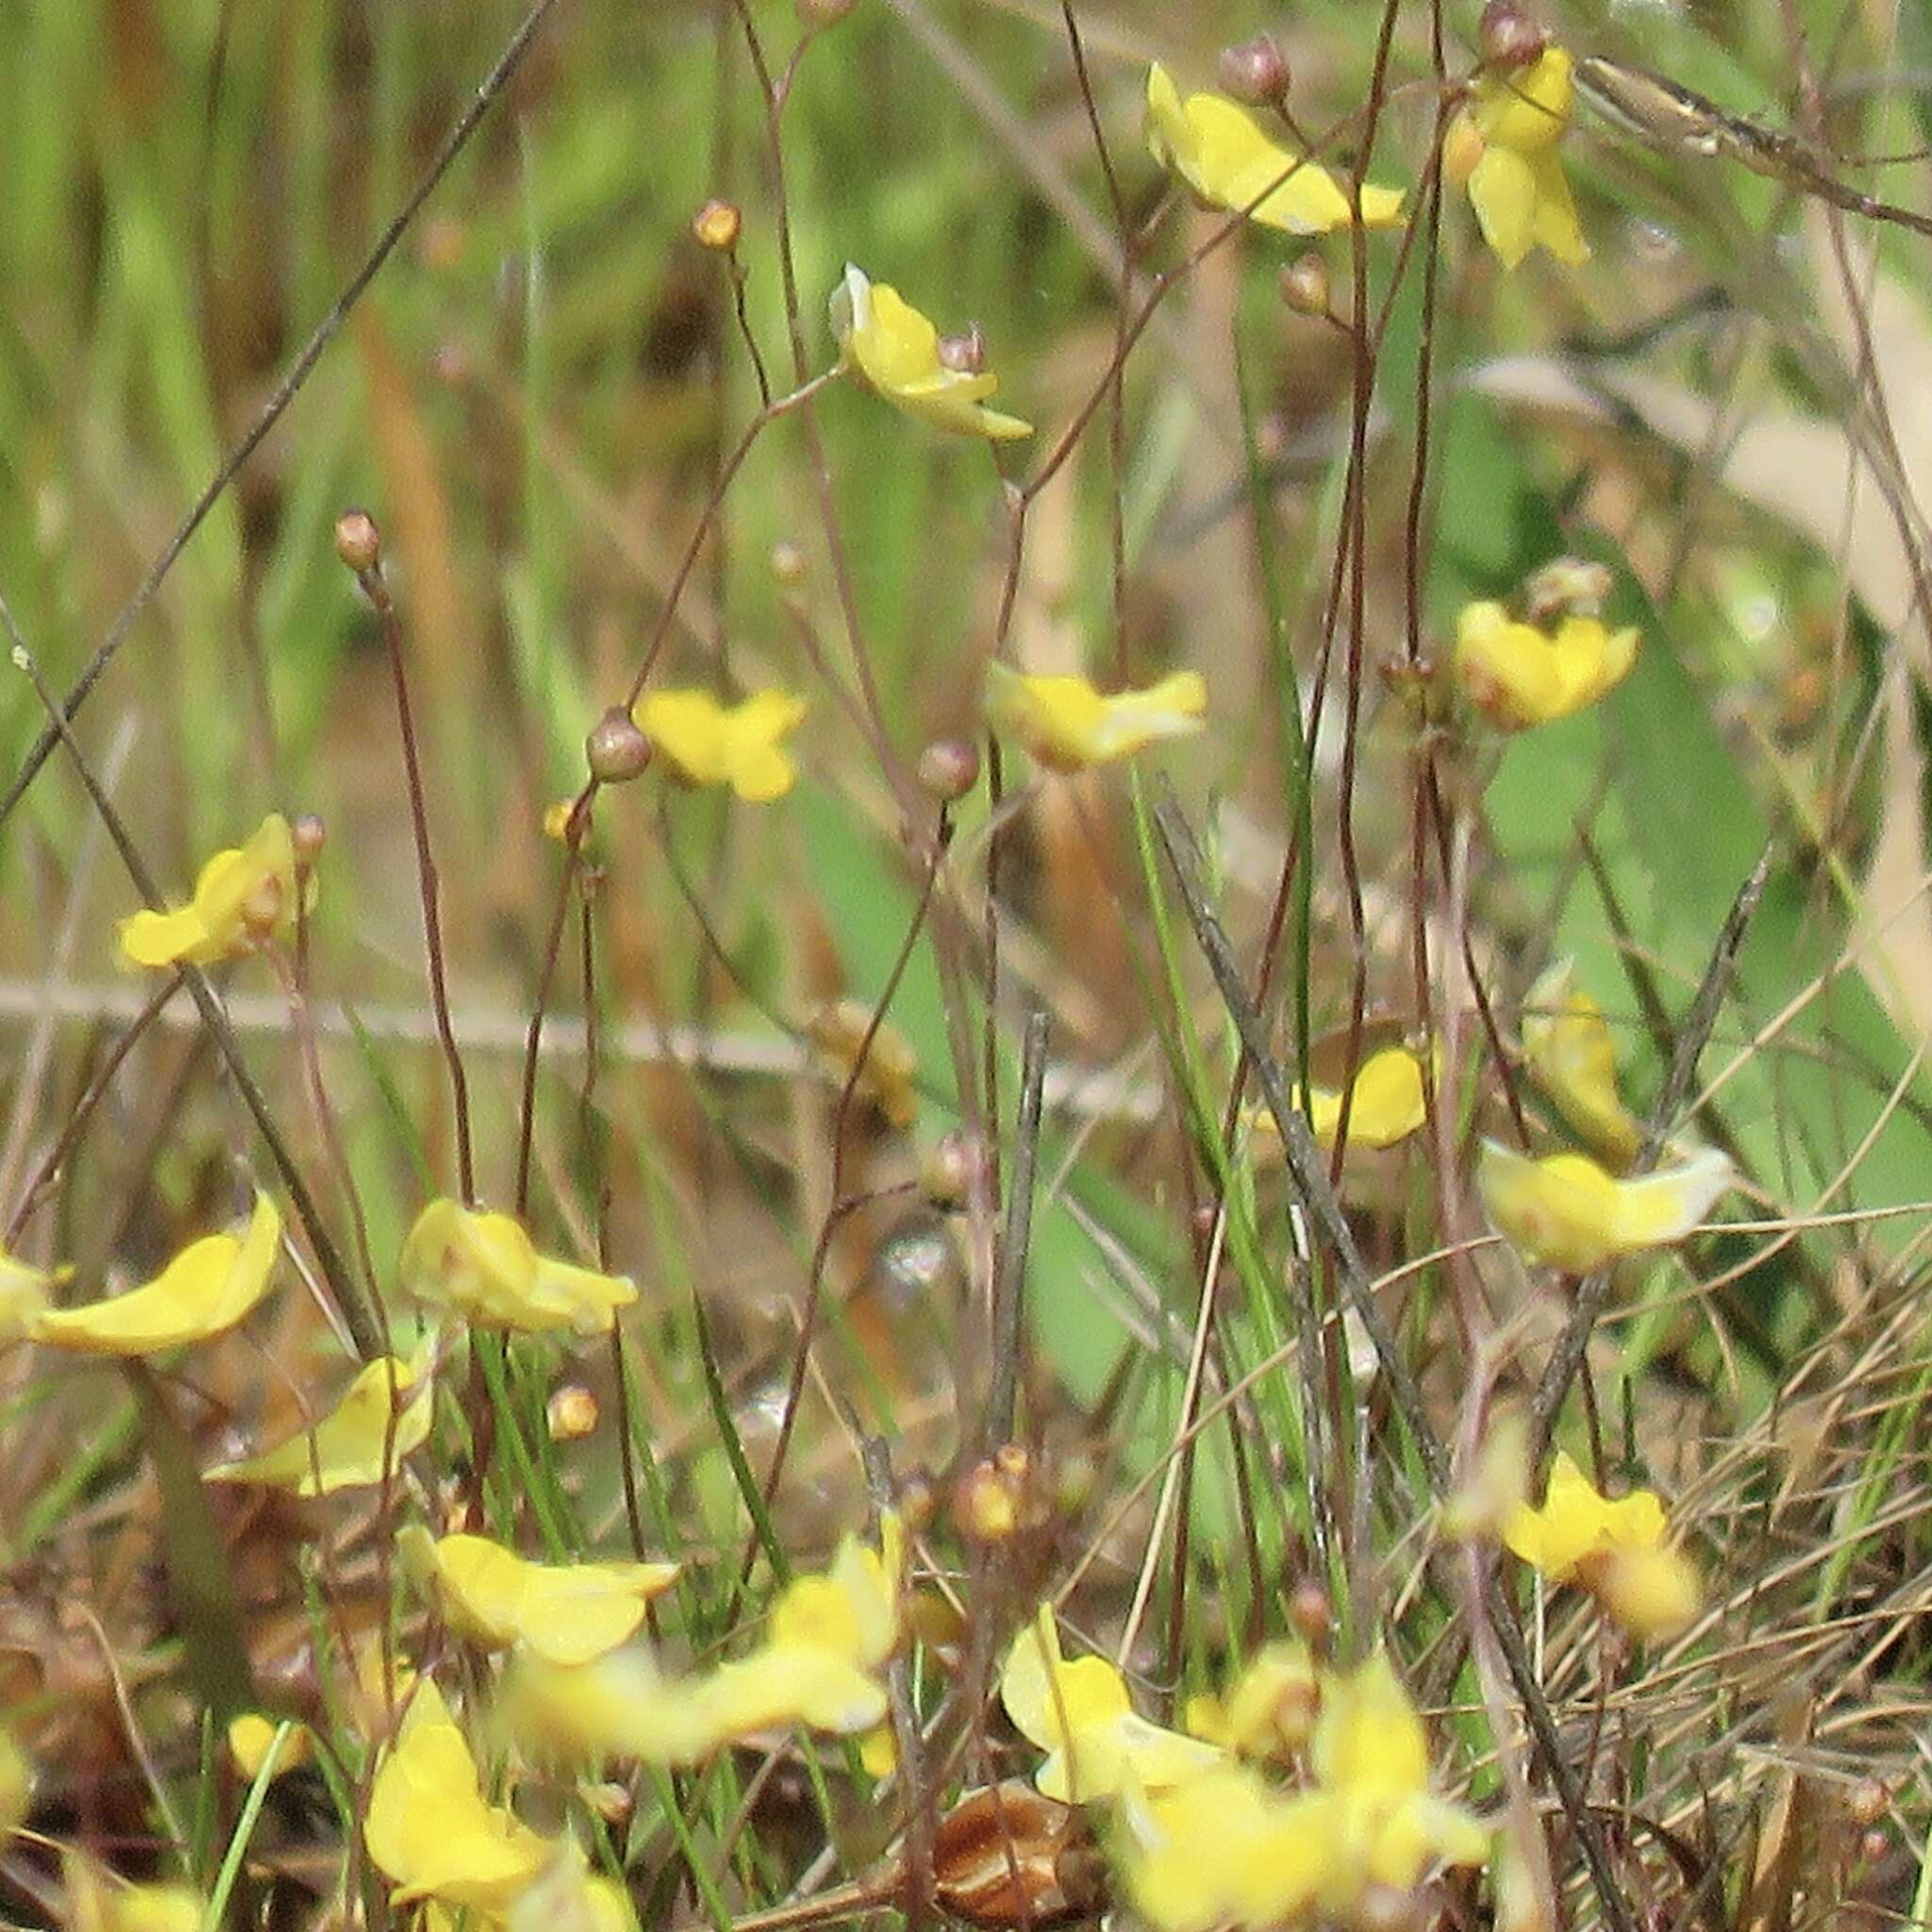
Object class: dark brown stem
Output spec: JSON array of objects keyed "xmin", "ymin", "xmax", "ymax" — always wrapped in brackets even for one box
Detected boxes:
[{"xmin": 356, "ymin": 557, "xmax": 475, "ymax": 1208}]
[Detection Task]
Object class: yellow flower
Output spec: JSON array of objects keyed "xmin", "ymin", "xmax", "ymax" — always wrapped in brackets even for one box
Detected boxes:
[
  {"xmin": 1303, "ymin": 1653, "xmax": 1489, "ymax": 1906},
  {"xmin": 205, "ymin": 1349, "xmax": 434, "ymax": 1495},
  {"xmin": 829, "ymin": 264, "xmax": 1032, "ymax": 441},
  {"xmin": 1444, "ymin": 48, "xmax": 1589, "ymax": 269},
  {"xmin": 1123, "ymin": 1762, "xmax": 1336, "ymax": 1932},
  {"xmin": 364, "ymin": 1678, "xmax": 554, "ymax": 1913},
  {"xmin": 62, "ymin": 1854, "xmax": 204, "ymax": 1932},
  {"xmin": 1145, "ymin": 63, "xmax": 1405, "ymax": 234},
  {"xmin": 1522, "ymin": 959, "xmax": 1641, "ymax": 1166},
  {"xmin": 1184, "ymin": 1639, "xmax": 1318, "ymax": 1759},
  {"xmin": 1000, "ymin": 1606, "xmax": 1223, "ymax": 1805},
  {"xmin": 0, "ymin": 1248, "xmax": 68, "ymax": 1342},
  {"xmin": 1503, "ymin": 1449, "xmax": 1700, "ymax": 1637},
  {"xmin": 634, "ymin": 688, "xmax": 807, "ymax": 803},
  {"xmin": 119, "ymin": 813, "xmax": 306, "ymax": 969},
  {"xmin": 1453, "ymin": 600, "xmax": 1637, "ymax": 729},
  {"xmin": 401, "ymin": 1525, "xmax": 677, "ymax": 1666},
  {"xmin": 226, "ymin": 1712, "xmax": 313, "ymax": 1780},
  {"xmin": 399, "ymin": 1199, "xmax": 637, "ymax": 1336},
  {"xmin": 510, "ymin": 1521, "xmax": 903, "ymax": 1766},
  {"xmin": 1477, "ymin": 1140, "xmax": 1734, "ymax": 1273},
  {"xmin": 985, "ymin": 663, "xmax": 1207, "ymax": 774},
  {"xmin": 29, "ymin": 1191, "xmax": 280, "ymax": 1357}
]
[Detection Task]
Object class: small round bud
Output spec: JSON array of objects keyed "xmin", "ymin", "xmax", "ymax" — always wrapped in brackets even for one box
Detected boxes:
[
  {"xmin": 547, "ymin": 1384, "xmax": 600, "ymax": 1441},
  {"xmin": 955, "ymin": 1457, "xmax": 1021, "ymax": 1544},
  {"xmin": 1279, "ymin": 252, "xmax": 1332, "ymax": 318},
  {"xmin": 797, "ymin": 0, "xmax": 856, "ymax": 27},
  {"xmin": 691, "ymin": 198, "xmax": 742, "ymax": 253},
  {"xmin": 1191, "ymin": 1202, "xmax": 1220, "ymax": 1241},
  {"xmin": 1848, "ymin": 1778, "xmax": 1889, "ymax": 1826},
  {"xmin": 581, "ymin": 1780, "xmax": 633, "ymax": 1825},
  {"xmin": 290, "ymin": 812, "xmax": 327, "ymax": 867},
  {"xmin": 919, "ymin": 1127, "xmax": 985, "ymax": 1209},
  {"xmin": 770, "ymin": 539, "xmax": 808, "ymax": 588},
  {"xmin": 1218, "ymin": 32, "xmax": 1291, "ymax": 105},
  {"xmin": 936, "ymin": 325, "xmax": 987, "ymax": 375},
  {"xmin": 1289, "ymin": 1578, "xmax": 1333, "ymax": 1649},
  {"xmin": 587, "ymin": 707, "xmax": 651, "ymax": 784},
  {"xmin": 897, "ymin": 1466, "xmax": 939, "ymax": 1532},
  {"xmin": 1522, "ymin": 555, "xmax": 1613, "ymax": 625},
  {"xmin": 334, "ymin": 508, "xmax": 381, "ymax": 575},
  {"xmin": 1478, "ymin": 0, "xmax": 1546, "ymax": 69},
  {"xmin": 916, "ymin": 737, "xmax": 980, "ymax": 802},
  {"xmin": 1858, "ymin": 1827, "xmax": 1889, "ymax": 1865}
]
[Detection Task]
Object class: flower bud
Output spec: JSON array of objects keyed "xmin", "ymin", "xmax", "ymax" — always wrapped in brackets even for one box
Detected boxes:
[
  {"xmin": 290, "ymin": 812, "xmax": 327, "ymax": 867},
  {"xmin": 334, "ymin": 508, "xmax": 381, "ymax": 575},
  {"xmin": 1279, "ymin": 252, "xmax": 1332, "ymax": 318},
  {"xmin": 937, "ymin": 325, "xmax": 987, "ymax": 375},
  {"xmin": 1858, "ymin": 1827, "xmax": 1889, "ymax": 1866},
  {"xmin": 587, "ymin": 706, "xmax": 651, "ymax": 784},
  {"xmin": 691, "ymin": 198, "xmax": 742, "ymax": 253},
  {"xmin": 797, "ymin": 0, "xmax": 857, "ymax": 27},
  {"xmin": 547, "ymin": 1384, "xmax": 600, "ymax": 1441},
  {"xmin": 916, "ymin": 737, "xmax": 980, "ymax": 802},
  {"xmin": 1522, "ymin": 556, "xmax": 1613, "ymax": 625},
  {"xmin": 1441, "ymin": 113, "xmax": 1487, "ymax": 189},
  {"xmin": 770, "ymin": 539, "xmax": 808, "ymax": 588},
  {"xmin": 955, "ymin": 1457, "xmax": 1022, "ymax": 1544},
  {"xmin": 1289, "ymin": 1578, "xmax": 1333, "ymax": 1650},
  {"xmin": 920, "ymin": 1127, "xmax": 986, "ymax": 1209},
  {"xmin": 1218, "ymin": 33, "xmax": 1291, "ymax": 106},
  {"xmin": 1478, "ymin": 0, "xmax": 1546, "ymax": 69},
  {"xmin": 1848, "ymin": 1778, "xmax": 1889, "ymax": 1826}
]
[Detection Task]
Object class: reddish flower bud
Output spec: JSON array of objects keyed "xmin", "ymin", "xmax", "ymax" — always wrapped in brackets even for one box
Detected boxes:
[
  {"xmin": 1218, "ymin": 32, "xmax": 1291, "ymax": 105},
  {"xmin": 334, "ymin": 508, "xmax": 381, "ymax": 575}
]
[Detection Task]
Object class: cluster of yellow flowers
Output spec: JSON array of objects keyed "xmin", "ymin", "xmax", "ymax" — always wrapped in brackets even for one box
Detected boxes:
[{"xmin": 999, "ymin": 1608, "xmax": 1485, "ymax": 1931}]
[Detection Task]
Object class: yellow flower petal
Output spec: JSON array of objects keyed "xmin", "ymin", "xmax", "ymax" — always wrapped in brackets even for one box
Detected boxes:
[
  {"xmin": 1145, "ymin": 63, "xmax": 1406, "ymax": 234},
  {"xmin": 1501, "ymin": 1449, "xmax": 1667, "ymax": 1580},
  {"xmin": 508, "ymin": 1523, "xmax": 900, "ymax": 1767},
  {"xmin": 1454, "ymin": 600, "xmax": 1637, "ymax": 727},
  {"xmin": 1477, "ymin": 1141, "xmax": 1734, "ymax": 1272},
  {"xmin": 399, "ymin": 1198, "xmax": 637, "ymax": 1335},
  {"xmin": 1456, "ymin": 49, "xmax": 1589, "ymax": 269},
  {"xmin": 1185, "ymin": 1640, "xmax": 1318, "ymax": 1758},
  {"xmin": 226, "ymin": 1712, "xmax": 312, "ymax": 1780},
  {"xmin": 831, "ymin": 266, "xmax": 1033, "ymax": 441},
  {"xmin": 119, "ymin": 814, "xmax": 306, "ymax": 969},
  {"xmin": 365, "ymin": 1679, "xmax": 555, "ymax": 1911},
  {"xmin": 1124, "ymin": 1765, "xmax": 1335, "ymax": 1932},
  {"xmin": 985, "ymin": 663, "xmax": 1207, "ymax": 773},
  {"xmin": 1595, "ymin": 1541, "xmax": 1701, "ymax": 1639},
  {"xmin": 1307, "ymin": 1045, "xmax": 1429, "ymax": 1150},
  {"xmin": 1522, "ymin": 959, "xmax": 1641, "ymax": 1166},
  {"xmin": 408, "ymin": 1527, "xmax": 676, "ymax": 1665},
  {"xmin": 62, "ymin": 1854, "xmax": 204, "ymax": 1932},
  {"xmin": 0, "ymin": 1248, "xmax": 67, "ymax": 1342},
  {"xmin": 999, "ymin": 1607, "xmax": 1220, "ymax": 1804},
  {"xmin": 29, "ymin": 1191, "xmax": 280, "ymax": 1356},
  {"xmin": 1503, "ymin": 1451, "xmax": 1701, "ymax": 1636},
  {"xmin": 634, "ymin": 688, "xmax": 807, "ymax": 802},
  {"xmin": 205, "ymin": 1350, "xmax": 433, "ymax": 1494}
]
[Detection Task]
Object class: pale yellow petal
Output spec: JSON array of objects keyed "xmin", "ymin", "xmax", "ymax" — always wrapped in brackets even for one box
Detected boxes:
[{"xmin": 30, "ymin": 1191, "xmax": 280, "ymax": 1356}]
